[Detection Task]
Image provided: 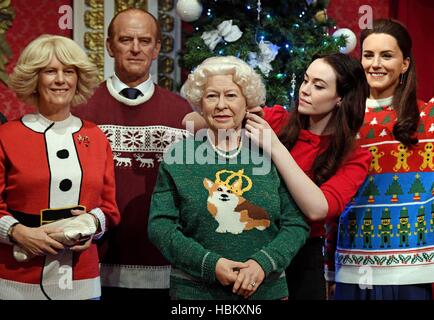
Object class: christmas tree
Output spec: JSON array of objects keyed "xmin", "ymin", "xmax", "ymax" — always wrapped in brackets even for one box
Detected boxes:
[
  {"xmin": 366, "ymin": 128, "xmax": 375, "ymax": 139},
  {"xmin": 386, "ymin": 175, "xmax": 404, "ymax": 202},
  {"xmin": 362, "ymin": 176, "xmax": 380, "ymax": 203},
  {"xmin": 408, "ymin": 173, "xmax": 426, "ymax": 201},
  {"xmin": 382, "ymin": 115, "xmax": 391, "ymax": 124},
  {"xmin": 179, "ymin": 0, "xmax": 346, "ymax": 108}
]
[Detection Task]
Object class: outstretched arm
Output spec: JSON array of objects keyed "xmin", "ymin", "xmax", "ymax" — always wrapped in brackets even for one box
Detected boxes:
[
  {"xmin": 245, "ymin": 112, "xmax": 329, "ymax": 221},
  {"xmin": 245, "ymin": 112, "xmax": 371, "ymax": 221}
]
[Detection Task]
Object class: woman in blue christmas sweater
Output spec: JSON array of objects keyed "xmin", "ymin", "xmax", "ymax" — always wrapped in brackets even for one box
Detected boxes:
[{"xmin": 333, "ymin": 19, "xmax": 434, "ymax": 300}]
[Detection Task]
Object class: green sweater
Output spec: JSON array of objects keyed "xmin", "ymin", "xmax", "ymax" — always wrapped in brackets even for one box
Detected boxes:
[{"xmin": 148, "ymin": 138, "xmax": 309, "ymax": 299}]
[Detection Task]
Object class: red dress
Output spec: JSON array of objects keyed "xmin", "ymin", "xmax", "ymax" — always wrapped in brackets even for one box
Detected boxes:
[{"xmin": 0, "ymin": 114, "xmax": 120, "ymax": 299}]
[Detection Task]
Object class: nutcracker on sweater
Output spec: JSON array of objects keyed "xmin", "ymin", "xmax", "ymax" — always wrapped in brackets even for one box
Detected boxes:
[
  {"xmin": 361, "ymin": 209, "xmax": 374, "ymax": 249},
  {"xmin": 378, "ymin": 208, "xmax": 393, "ymax": 248},
  {"xmin": 414, "ymin": 206, "xmax": 427, "ymax": 246}
]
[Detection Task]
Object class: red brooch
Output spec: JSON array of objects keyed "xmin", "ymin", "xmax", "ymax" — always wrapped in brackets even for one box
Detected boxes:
[{"xmin": 77, "ymin": 135, "xmax": 90, "ymax": 147}]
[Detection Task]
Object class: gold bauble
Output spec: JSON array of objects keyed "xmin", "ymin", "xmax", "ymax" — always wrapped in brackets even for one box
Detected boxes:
[{"xmin": 314, "ymin": 10, "xmax": 327, "ymax": 23}]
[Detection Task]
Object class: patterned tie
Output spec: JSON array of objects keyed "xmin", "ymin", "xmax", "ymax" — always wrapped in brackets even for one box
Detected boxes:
[{"xmin": 120, "ymin": 88, "xmax": 142, "ymax": 99}]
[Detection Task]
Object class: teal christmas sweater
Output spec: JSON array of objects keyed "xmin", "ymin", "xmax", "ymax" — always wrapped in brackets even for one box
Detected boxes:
[
  {"xmin": 336, "ymin": 97, "xmax": 434, "ymax": 285},
  {"xmin": 148, "ymin": 137, "xmax": 309, "ymax": 300}
]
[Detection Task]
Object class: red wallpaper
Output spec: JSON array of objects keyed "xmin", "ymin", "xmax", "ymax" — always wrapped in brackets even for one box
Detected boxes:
[
  {"xmin": 395, "ymin": 0, "xmax": 434, "ymax": 101},
  {"xmin": 0, "ymin": 0, "xmax": 72, "ymax": 121},
  {"xmin": 328, "ymin": 0, "xmax": 390, "ymax": 58}
]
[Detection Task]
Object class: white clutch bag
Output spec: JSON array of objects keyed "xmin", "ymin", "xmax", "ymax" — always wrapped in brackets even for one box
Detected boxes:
[{"xmin": 13, "ymin": 213, "xmax": 97, "ymax": 262}]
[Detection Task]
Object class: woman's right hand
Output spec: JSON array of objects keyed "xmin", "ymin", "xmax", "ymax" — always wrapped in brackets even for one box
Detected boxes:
[
  {"xmin": 215, "ymin": 258, "xmax": 248, "ymax": 286},
  {"xmin": 248, "ymin": 106, "xmax": 264, "ymax": 118},
  {"xmin": 244, "ymin": 112, "xmax": 280, "ymax": 155},
  {"xmin": 10, "ymin": 224, "xmax": 65, "ymax": 256}
]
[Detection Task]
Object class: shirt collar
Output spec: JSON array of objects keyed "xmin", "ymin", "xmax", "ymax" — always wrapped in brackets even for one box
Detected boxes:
[{"xmin": 110, "ymin": 73, "xmax": 153, "ymax": 97}]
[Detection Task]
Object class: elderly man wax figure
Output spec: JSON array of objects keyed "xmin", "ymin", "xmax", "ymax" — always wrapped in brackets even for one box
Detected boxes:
[{"xmin": 73, "ymin": 8, "xmax": 192, "ymax": 300}]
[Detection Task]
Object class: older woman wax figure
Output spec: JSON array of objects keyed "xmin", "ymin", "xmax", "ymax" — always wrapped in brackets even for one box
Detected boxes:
[
  {"xmin": 0, "ymin": 35, "xmax": 120, "ymax": 300},
  {"xmin": 148, "ymin": 56, "xmax": 309, "ymax": 300}
]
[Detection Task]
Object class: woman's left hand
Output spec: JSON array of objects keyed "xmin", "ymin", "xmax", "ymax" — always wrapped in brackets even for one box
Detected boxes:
[
  {"xmin": 69, "ymin": 237, "xmax": 93, "ymax": 252},
  {"xmin": 65, "ymin": 209, "xmax": 98, "ymax": 251},
  {"xmin": 232, "ymin": 259, "xmax": 265, "ymax": 299},
  {"xmin": 244, "ymin": 112, "xmax": 279, "ymax": 154}
]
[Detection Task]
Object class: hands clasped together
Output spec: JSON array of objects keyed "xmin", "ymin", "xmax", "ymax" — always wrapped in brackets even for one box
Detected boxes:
[
  {"xmin": 10, "ymin": 209, "xmax": 99, "ymax": 262},
  {"xmin": 215, "ymin": 257, "xmax": 265, "ymax": 299}
]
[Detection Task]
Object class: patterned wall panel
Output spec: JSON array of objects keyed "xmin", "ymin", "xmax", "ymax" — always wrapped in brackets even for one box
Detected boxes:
[
  {"xmin": 0, "ymin": 0, "xmax": 72, "ymax": 121},
  {"xmin": 73, "ymin": 0, "xmax": 181, "ymax": 91}
]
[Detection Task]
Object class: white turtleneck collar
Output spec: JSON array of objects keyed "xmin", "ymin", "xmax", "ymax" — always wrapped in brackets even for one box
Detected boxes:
[
  {"xmin": 366, "ymin": 96, "xmax": 394, "ymax": 109},
  {"xmin": 107, "ymin": 74, "xmax": 155, "ymax": 106},
  {"xmin": 21, "ymin": 112, "xmax": 82, "ymax": 134}
]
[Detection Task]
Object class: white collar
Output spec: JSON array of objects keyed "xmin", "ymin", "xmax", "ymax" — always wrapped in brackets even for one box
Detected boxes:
[
  {"xmin": 107, "ymin": 75, "xmax": 155, "ymax": 106},
  {"xmin": 366, "ymin": 96, "xmax": 394, "ymax": 108},
  {"xmin": 21, "ymin": 113, "xmax": 82, "ymax": 133},
  {"xmin": 110, "ymin": 73, "xmax": 154, "ymax": 96}
]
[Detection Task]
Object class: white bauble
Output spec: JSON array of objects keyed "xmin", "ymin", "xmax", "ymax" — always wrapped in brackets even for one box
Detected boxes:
[
  {"xmin": 332, "ymin": 28, "xmax": 357, "ymax": 54},
  {"xmin": 176, "ymin": 0, "xmax": 203, "ymax": 22}
]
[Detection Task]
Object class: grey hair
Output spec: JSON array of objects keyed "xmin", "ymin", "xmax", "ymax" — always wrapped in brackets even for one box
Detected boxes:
[{"xmin": 180, "ymin": 56, "xmax": 266, "ymax": 110}]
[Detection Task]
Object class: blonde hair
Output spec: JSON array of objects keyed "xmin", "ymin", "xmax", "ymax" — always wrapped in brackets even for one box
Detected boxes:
[
  {"xmin": 9, "ymin": 34, "xmax": 98, "ymax": 107},
  {"xmin": 181, "ymin": 56, "xmax": 266, "ymax": 110}
]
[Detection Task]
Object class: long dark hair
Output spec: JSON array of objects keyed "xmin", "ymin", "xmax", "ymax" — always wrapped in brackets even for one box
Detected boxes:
[
  {"xmin": 360, "ymin": 18, "xmax": 419, "ymax": 147},
  {"xmin": 280, "ymin": 53, "xmax": 369, "ymax": 186}
]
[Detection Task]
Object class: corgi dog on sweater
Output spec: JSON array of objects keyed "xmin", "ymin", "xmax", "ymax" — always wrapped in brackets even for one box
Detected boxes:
[{"xmin": 203, "ymin": 169, "xmax": 270, "ymax": 235}]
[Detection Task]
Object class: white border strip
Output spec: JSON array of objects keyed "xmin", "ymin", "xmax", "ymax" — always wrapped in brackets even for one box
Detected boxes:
[
  {"xmin": 0, "ymin": 276, "xmax": 101, "ymax": 300},
  {"xmin": 361, "ymin": 138, "xmax": 434, "ymax": 148},
  {"xmin": 351, "ymin": 196, "xmax": 434, "ymax": 209},
  {"xmin": 336, "ymin": 263, "xmax": 434, "ymax": 285},
  {"xmin": 100, "ymin": 264, "xmax": 171, "ymax": 289}
]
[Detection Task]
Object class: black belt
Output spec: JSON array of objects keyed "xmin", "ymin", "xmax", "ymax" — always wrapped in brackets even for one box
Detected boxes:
[{"xmin": 10, "ymin": 205, "xmax": 86, "ymax": 227}]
